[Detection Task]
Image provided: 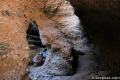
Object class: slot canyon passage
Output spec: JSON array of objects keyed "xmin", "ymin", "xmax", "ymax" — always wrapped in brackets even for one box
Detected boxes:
[{"xmin": 0, "ymin": 0, "xmax": 120, "ymax": 80}]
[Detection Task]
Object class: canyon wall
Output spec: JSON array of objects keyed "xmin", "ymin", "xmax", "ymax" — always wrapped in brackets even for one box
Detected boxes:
[
  {"xmin": 0, "ymin": 0, "xmax": 120, "ymax": 80},
  {"xmin": 70, "ymin": 0, "xmax": 120, "ymax": 75},
  {"xmin": 0, "ymin": 0, "xmax": 92, "ymax": 80},
  {"xmin": 0, "ymin": 0, "xmax": 47, "ymax": 79}
]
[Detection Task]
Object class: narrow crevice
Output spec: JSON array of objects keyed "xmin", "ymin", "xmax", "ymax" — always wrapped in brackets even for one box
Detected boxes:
[
  {"xmin": 26, "ymin": 21, "xmax": 46, "ymax": 49},
  {"xmin": 71, "ymin": 49, "xmax": 79, "ymax": 73},
  {"xmin": 26, "ymin": 21, "xmax": 47, "ymax": 67}
]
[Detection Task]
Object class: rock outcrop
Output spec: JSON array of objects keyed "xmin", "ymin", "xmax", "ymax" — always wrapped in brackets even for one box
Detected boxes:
[
  {"xmin": 28, "ymin": 0, "xmax": 82, "ymax": 79},
  {"xmin": 0, "ymin": 0, "xmax": 96, "ymax": 80},
  {"xmin": 28, "ymin": 0, "xmax": 97, "ymax": 80},
  {"xmin": 0, "ymin": 0, "xmax": 47, "ymax": 79},
  {"xmin": 2, "ymin": 0, "xmax": 120, "ymax": 80}
]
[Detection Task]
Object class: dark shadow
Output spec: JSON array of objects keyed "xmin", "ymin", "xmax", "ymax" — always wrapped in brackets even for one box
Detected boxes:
[
  {"xmin": 71, "ymin": 49, "xmax": 82, "ymax": 74},
  {"xmin": 72, "ymin": 5, "xmax": 120, "ymax": 75},
  {"xmin": 26, "ymin": 21, "xmax": 46, "ymax": 49}
]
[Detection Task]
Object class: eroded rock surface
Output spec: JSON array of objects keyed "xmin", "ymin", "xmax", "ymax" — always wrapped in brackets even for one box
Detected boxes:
[
  {"xmin": 0, "ymin": 0, "xmax": 98, "ymax": 80},
  {"xmin": 28, "ymin": 0, "xmax": 98, "ymax": 80},
  {"xmin": 0, "ymin": 0, "xmax": 47, "ymax": 80}
]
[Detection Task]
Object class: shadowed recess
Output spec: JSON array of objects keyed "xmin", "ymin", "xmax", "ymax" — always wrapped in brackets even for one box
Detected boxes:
[{"xmin": 26, "ymin": 21, "xmax": 46, "ymax": 49}]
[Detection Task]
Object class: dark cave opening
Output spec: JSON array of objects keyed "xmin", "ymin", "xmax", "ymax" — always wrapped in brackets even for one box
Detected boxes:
[
  {"xmin": 26, "ymin": 21, "xmax": 47, "ymax": 67},
  {"xmin": 72, "ymin": 5, "xmax": 120, "ymax": 75},
  {"xmin": 26, "ymin": 21, "xmax": 46, "ymax": 49}
]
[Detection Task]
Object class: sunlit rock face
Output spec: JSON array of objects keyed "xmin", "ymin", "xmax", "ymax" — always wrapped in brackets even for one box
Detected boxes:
[
  {"xmin": 70, "ymin": 0, "xmax": 120, "ymax": 75},
  {"xmin": 0, "ymin": 0, "xmax": 47, "ymax": 80}
]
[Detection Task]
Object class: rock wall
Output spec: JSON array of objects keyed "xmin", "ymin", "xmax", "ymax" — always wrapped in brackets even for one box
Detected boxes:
[
  {"xmin": 0, "ymin": 0, "xmax": 96, "ymax": 80},
  {"xmin": 28, "ymin": 0, "xmax": 97, "ymax": 80},
  {"xmin": 0, "ymin": 0, "xmax": 47, "ymax": 79},
  {"xmin": 1, "ymin": 0, "xmax": 119, "ymax": 80},
  {"xmin": 70, "ymin": 0, "xmax": 120, "ymax": 75}
]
